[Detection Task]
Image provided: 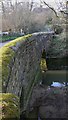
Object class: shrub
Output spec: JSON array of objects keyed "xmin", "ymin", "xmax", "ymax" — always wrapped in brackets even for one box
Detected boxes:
[{"xmin": 53, "ymin": 25, "xmax": 63, "ymax": 34}]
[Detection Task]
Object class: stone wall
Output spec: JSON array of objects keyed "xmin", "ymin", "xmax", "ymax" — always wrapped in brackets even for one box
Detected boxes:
[{"xmin": 1, "ymin": 32, "xmax": 54, "ymax": 112}]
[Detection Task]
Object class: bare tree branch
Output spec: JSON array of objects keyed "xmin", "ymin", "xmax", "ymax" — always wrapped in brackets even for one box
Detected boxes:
[
  {"xmin": 29, "ymin": 0, "xmax": 34, "ymax": 11},
  {"xmin": 43, "ymin": 1, "xmax": 59, "ymax": 17},
  {"xmin": 60, "ymin": 10, "xmax": 68, "ymax": 15}
]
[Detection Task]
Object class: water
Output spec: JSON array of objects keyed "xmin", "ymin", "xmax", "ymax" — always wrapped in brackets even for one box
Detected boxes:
[
  {"xmin": 51, "ymin": 82, "xmax": 65, "ymax": 87},
  {"xmin": 42, "ymin": 70, "xmax": 68, "ymax": 87}
]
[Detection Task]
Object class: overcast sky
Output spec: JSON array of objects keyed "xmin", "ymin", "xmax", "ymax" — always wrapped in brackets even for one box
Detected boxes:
[
  {"xmin": 12, "ymin": 0, "xmax": 66, "ymax": 9},
  {"xmin": 12, "ymin": 0, "xmax": 66, "ymax": 4}
]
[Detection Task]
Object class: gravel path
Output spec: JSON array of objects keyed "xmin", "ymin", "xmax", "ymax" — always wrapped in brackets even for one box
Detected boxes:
[{"xmin": 0, "ymin": 41, "xmax": 11, "ymax": 48}]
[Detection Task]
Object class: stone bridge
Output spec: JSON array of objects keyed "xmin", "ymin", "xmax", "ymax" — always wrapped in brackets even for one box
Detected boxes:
[{"xmin": 0, "ymin": 32, "xmax": 54, "ymax": 118}]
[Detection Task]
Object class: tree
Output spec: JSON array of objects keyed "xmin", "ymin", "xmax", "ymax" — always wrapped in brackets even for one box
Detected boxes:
[
  {"xmin": 43, "ymin": 1, "xmax": 58, "ymax": 17},
  {"xmin": 2, "ymin": 0, "xmax": 67, "ymax": 33}
]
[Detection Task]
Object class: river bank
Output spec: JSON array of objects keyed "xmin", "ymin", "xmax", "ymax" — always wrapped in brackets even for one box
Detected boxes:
[{"xmin": 21, "ymin": 70, "xmax": 68, "ymax": 119}]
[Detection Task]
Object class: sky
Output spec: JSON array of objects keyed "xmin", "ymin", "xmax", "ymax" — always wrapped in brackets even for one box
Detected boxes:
[
  {"xmin": 12, "ymin": 0, "xmax": 66, "ymax": 5},
  {"xmin": 12, "ymin": 0, "xmax": 66, "ymax": 9},
  {"xmin": 12, "ymin": 0, "xmax": 58, "ymax": 4},
  {"xmin": 12, "ymin": 0, "xmax": 64, "ymax": 4}
]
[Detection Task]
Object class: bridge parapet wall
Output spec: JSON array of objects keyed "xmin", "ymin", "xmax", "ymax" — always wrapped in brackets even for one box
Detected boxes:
[{"xmin": 0, "ymin": 32, "xmax": 54, "ymax": 111}]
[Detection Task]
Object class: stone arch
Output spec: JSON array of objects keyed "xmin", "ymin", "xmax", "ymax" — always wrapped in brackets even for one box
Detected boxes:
[
  {"xmin": 20, "ymin": 87, "xmax": 24, "ymax": 109},
  {"xmin": 0, "ymin": 32, "xmax": 54, "ymax": 115},
  {"xmin": 41, "ymin": 49, "xmax": 46, "ymax": 59}
]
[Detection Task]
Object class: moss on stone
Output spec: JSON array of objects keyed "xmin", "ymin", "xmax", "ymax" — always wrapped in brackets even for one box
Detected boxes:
[
  {"xmin": 0, "ymin": 93, "xmax": 20, "ymax": 119},
  {"xmin": 40, "ymin": 58, "xmax": 48, "ymax": 72},
  {"xmin": 0, "ymin": 34, "xmax": 32, "ymax": 92}
]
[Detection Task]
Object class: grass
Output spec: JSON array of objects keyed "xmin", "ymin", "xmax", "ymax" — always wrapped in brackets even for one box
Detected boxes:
[
  {"xmin": 0, "ymin": 93, "xmax": 20, "ymax": 119},
  {"xmin": 0, "ymin": 34, "xmax": 32, "ymax": 92},
  {"xmin": 0, "ymin": 35, "xmax": 23, "ymax": 42},
  {"xmin": 0, "ymin": 36, "xmax": 17, "ymax": 42}
]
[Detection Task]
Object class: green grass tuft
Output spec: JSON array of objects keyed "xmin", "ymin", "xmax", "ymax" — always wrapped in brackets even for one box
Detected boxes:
[{"xmin": 0, "ymin": 93, "xmax": 20, "ymax": 119}]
